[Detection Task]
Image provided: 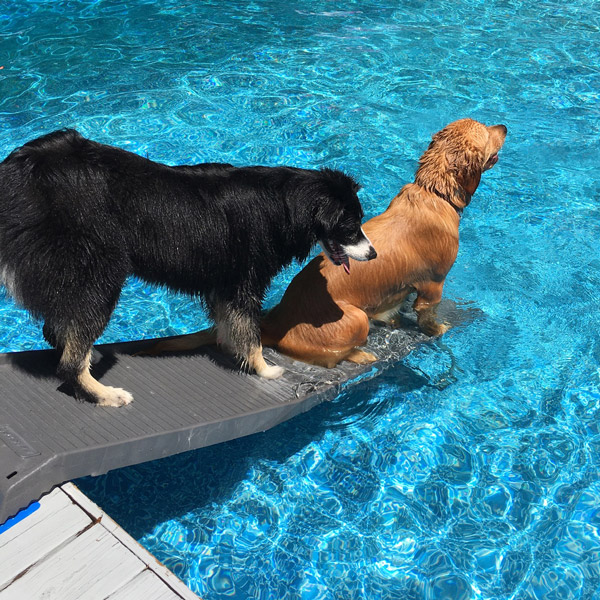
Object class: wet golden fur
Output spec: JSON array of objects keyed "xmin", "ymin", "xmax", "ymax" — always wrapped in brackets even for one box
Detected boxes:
[{"xmin": 260, "ymin": 119, "xmax": 507, "ymax": 367}]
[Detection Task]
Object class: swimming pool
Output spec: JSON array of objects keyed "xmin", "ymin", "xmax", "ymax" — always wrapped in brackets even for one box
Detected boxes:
[{"xmin": 2, "ymin": 0, "xmax": 600, "ymax": 598}]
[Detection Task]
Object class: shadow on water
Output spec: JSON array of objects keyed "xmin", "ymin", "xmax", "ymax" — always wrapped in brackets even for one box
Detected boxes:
[{"xmin": 76, "ymin": 360, "xmax": 429, "ymax": 539}]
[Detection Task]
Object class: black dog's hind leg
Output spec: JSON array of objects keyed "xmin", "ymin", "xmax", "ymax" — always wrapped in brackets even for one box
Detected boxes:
[
  {"xmin": 210, "ymin": 296, "xmax": 283, "ymax": 379},
  {"xmin": 43, "ymin": 322, "xmax": 60, "ymax": 351},
  {"xmin": 55, "ymin": 322, "xmax": 133, "ymax": 407},
  {"xmin": 46, "ymin": 265, "xmax": 132, "ymax": 407},
  {"xmin": 58, "ymin": 339, "xmax": 131, "ymax": 407}
]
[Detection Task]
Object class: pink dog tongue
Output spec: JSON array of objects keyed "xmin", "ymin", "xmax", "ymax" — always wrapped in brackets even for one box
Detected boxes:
[{"xmin": 342, "ymin": 256, "xmax": 350, "ymax": 275}]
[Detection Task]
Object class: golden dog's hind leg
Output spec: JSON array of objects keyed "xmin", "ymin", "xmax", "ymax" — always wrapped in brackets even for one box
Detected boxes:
[
  {"xmin": 338, "ymin": 304, "xmax": 376, "ymax": 364},
  {"xmin": 269, "ymin": 302, "xmax": 375, "ymax": 368},
  {"xmin": 413, "ymin": 281, "xmax": 450, "ymax": 336},
  {"xmin": 346, "ymin": 348, "xmax": 378, "ymax": 364}
]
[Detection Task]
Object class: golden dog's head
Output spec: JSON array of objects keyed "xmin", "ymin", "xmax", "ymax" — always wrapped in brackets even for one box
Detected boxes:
[{"xmin": 415, "ymin": 118, "xmax": 507, "ymax": 212}]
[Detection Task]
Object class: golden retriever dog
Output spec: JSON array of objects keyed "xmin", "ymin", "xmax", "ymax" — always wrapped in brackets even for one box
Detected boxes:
[
  {"xmin": 145, "ymin": 118, "xmax": 506, "ymax": 369},
  {"xmin": 259, "ymin": 118, "xmax": 507, "ymax": 367}
]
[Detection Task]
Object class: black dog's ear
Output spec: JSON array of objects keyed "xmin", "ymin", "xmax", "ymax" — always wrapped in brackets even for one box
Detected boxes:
[
  {"xmin": 346, "ymin": 174, "xmax": 361, "ymax": 194},
  {"xmin": 314, "ymin": 196, "xmax": 345, "ymax": 234},
  {"xmin": 313, "ymin": 169, "xmax": 363, "ymax": 235},
  {"xmin": 319, "ymin": 168, "xmax": 362, "ymax": 199}
]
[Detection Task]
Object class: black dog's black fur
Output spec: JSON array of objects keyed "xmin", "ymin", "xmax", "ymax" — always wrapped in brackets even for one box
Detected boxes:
[{"xmin": 0, "ymin": 129, "xmax": 368, "ymax": 406}]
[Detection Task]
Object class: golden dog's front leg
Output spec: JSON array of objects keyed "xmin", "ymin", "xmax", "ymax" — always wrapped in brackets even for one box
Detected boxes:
[
  {"xmin": 413, "ymin": 281, "xmax": 450, "ymax": 336},
  {"xmin": 370, "ymin": 289, "xmax": 412, "ymax": 327}
]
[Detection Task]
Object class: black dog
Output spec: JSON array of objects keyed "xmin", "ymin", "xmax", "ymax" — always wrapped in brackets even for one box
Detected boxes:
[{"xmin": 0, "ymin": 129, "xmax": 376, "ymax": 407}]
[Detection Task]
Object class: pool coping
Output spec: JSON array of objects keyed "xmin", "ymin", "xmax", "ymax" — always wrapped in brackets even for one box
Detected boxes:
[{"xmin": 0, "ymin": 481, "xmax": 199, "ymax": 599}]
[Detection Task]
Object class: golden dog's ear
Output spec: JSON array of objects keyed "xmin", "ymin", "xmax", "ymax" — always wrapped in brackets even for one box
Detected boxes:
[
  {"xmin": 415, "ymin": 120, "xmax": 488, "ymax": 211},
  {"xmin": 455, "ymin": 163, "xmax": 481, "ymax": 199},
  {"xmin": 447, "ymin": 144, "xmax": 484, "ymax": 208}
]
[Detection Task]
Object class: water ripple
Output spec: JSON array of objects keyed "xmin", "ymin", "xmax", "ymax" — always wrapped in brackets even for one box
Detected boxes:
[{"xmin": 2, "ymin": 0, "xmax": 600, "ymax": 598}]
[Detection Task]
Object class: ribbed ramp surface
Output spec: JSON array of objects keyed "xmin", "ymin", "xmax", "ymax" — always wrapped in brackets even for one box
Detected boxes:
[{"xmin": 0, "ymin": 299, "xmax": 473, "ymax": 524}]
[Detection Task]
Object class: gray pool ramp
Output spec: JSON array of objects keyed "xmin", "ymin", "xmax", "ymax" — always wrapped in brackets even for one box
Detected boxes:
[{"xmin": 0, "ymin": 299, "xmax": 476, "ymax": 525}]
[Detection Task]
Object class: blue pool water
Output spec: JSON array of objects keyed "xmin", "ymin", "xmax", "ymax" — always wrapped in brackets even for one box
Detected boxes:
[{"xmin": 2, "ymin": 0, "xmax": 600, "ymax": 598}]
